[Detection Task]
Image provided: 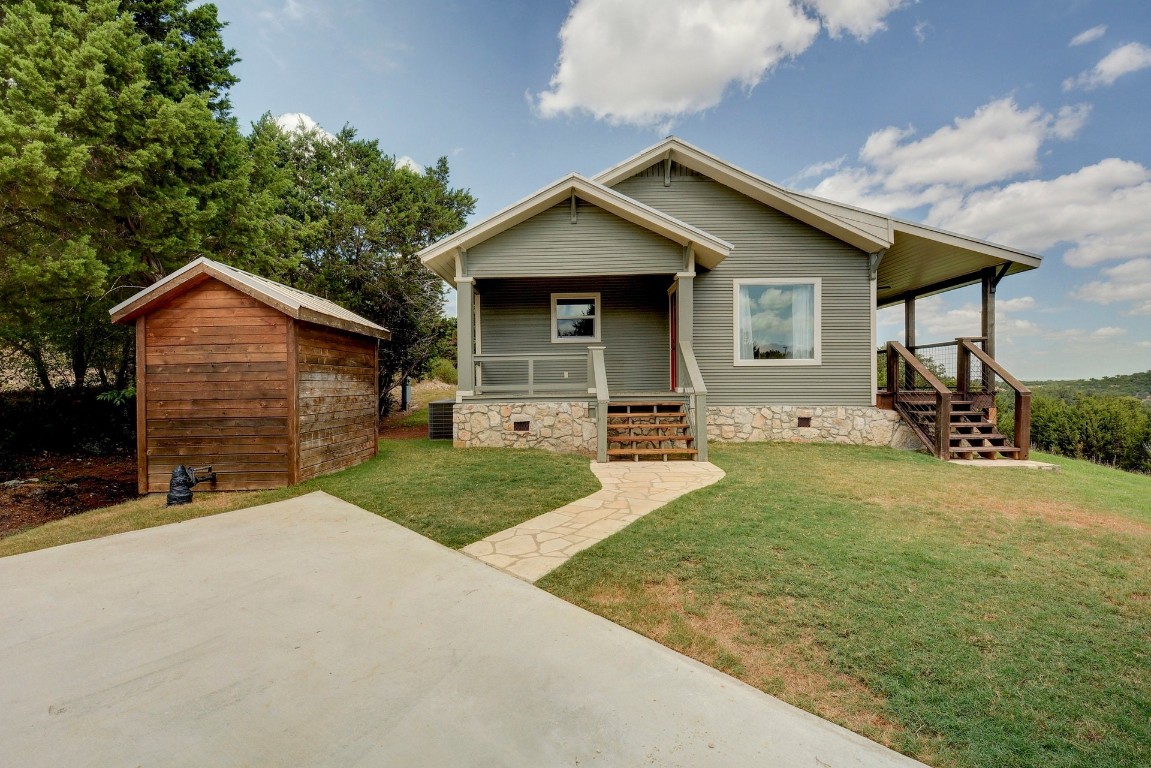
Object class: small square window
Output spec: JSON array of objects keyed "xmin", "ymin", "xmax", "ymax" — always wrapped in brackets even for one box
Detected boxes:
[
  {"xmin": 551, "ymin": 293, "xmax": 600, "ymax": 343},
  {"xmin": 512, "ymin": 420, "xmax": 530, "ymax": 432},
  {"xmin": 797, "ymin": 416, "xmax": 812, "ymax": 428}
]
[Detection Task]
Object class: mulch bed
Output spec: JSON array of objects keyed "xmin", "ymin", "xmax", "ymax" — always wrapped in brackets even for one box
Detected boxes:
[{"xmin": 0, "ymin": 453, "xmax": 139, "ymax": 537}]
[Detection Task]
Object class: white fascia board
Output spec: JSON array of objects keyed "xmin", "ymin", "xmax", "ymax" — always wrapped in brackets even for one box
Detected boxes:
[
  {"xmin": 593, "ymin": 137, "xmax": 891, "ymax": 254},
  {"xmin": 892, "ymin": 219, "xmax": 1043, "ymax": 269},
  {"xmin": 418, "ymin": 173, "xmax": 733, "ymax": 285}
]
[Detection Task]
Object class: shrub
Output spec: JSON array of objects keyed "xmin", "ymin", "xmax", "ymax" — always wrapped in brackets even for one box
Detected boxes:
[{"xmin": 427, "ymin": 358, "xmax": 458, "ymax": 385}]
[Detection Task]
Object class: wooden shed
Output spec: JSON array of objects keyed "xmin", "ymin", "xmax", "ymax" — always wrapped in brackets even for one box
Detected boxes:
[{"xmin": 110, "ymin": 257, "xmax": 391, "ymax": 493}]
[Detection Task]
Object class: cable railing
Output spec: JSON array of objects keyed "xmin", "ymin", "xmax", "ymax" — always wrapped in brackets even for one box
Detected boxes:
[
  {"xmin": 881, "ymin": 337, "xmax": 1030, "ymax": 460},
  {"xmin": 886, "ymin": 341, "xmax": 952, "ymax": 457}
]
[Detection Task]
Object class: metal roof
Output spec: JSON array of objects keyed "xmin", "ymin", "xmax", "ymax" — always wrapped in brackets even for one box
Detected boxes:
[{"xmin": 108, "ymin": 257, "xmax": 391, "ymax": 340}]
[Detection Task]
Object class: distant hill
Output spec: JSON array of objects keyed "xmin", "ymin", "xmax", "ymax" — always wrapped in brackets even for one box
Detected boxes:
[{"xmin": 1026, "ymin": 370, "xmax": 1151, "ymax": 401}]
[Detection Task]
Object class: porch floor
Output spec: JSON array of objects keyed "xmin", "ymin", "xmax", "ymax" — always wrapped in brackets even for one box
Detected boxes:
[{"xmin": 461, "ymin": 460, "xmax": 724, "ymax": 582}]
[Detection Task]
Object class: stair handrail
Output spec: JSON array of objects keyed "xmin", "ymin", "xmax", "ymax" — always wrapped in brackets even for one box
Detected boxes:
[
  {"xmin": 588, "ymin": 345, "xmax": 610, "ymax": 463},
  {"xmin": 887, "ymin": 341, "xmax": 952, "ymax": 458},
  {"xmin": 959, "ymin": 340, "xmax": 1031, "ymax": 460},
  {"xmin": 678, "ymin": 339, "xmax": 708, "ymax": 462}
]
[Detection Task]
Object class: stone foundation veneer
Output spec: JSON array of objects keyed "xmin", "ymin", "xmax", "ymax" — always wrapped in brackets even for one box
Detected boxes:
[
  {"xmin": 706, "ymin": 405, "xmax": 923, "ymax": 450},
  {"xmin": 454, "ymin": 402, "xmax": 597, "ymax": 455}
]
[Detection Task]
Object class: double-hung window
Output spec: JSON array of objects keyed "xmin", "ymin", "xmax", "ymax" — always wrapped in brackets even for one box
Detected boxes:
[
  {"xmin": 551, "ymin": 293, "xmax": 600, "ymax": 343},
  {"xmin": 733, "ymin": 279, "xmax": 821, "ymax": 365}
]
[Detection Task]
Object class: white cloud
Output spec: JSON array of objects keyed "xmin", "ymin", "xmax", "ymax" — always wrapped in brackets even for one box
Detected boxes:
[
  {"xmin": 1073, "ymin": 258, "xmax": 1151, "ymax": 309},
  {"xmin": 1091, "ymin": 326, "xmax": 1126, "ymax": 338},
  {"xmin": 533, "ymin": 0, "xmax": 906, "ymax": 129},
  {"xmin": 808, "ymin": 98, "xmax": 1089, "ymax": 211},
  {"xmin": 929, "ymin": 159, "xmax": 1151, "ymax": 267},
  {"xmin": 275, "ymin": 112, "xmax": 336, "ymax": 141},
  {"xmin": 1064, "ymin": 42, "xmax": 1151, "ymax": 90},
  {"xmin": 789, "ymin": 155, "xmax": 846, "ymax": 183},
  {"xmin": 801, "ymin": 97, "xmax": 1151, "ymax": 279},
  {"xmin": 1069, "ymin": 25, "xmax": 1106, "ymax": 47},
  {"xmin": 913, "ymin": 20, "xmax": 928, "ymax": 43},
  {"xmin": 396, "ymin": 156, "xmax": 423, "ymax": 173},
  {"xmin": 802, "ymin": 0, "xmax": 906, "ymax": 40}
]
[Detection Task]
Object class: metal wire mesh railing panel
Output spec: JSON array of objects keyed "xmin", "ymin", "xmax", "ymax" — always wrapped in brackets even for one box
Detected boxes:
[
  {"xmin": 893, "ymin": 353, "xmax": 939, "ymax": 446},
  {"xmin": 910, "ymin": 342, "xmax": 958, "ymax": 389}
]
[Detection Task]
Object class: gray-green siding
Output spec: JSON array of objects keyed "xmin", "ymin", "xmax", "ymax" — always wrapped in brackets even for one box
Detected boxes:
[
  {"xmin": 477, "ymin": 277, "xmax": 671, "ymax": 392},
  {"xmin": 615, "ymin": 166, "xmax": 873, "ymax": 407},
  {"xmin": 466, "ymin": 201, "xmax": 684, "ymax": 278}
]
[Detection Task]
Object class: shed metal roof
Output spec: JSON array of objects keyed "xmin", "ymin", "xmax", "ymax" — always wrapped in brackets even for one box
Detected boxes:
[{"xmin": 109, "ymin": 257, "xmax": 391, "ymax": 340}]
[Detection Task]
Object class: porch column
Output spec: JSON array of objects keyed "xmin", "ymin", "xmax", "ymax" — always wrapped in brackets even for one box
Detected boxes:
[
  {"xmin": 904, "ymin": 296, "xmax": 916, "ymax": 349},
  {"xmin": 675, "ymin": 272, "xmax": 694, "ymax": 361},
  {"xmin": 456, "ymin": 277, "xmax": 475, "ymax": 395},
  {"xmin": 981, "ymin": 267, "xmax": 995, "ymax": 358},
  {"xmin": 903, "ymin": 296, "xmax": 917, "ymax": 391}
]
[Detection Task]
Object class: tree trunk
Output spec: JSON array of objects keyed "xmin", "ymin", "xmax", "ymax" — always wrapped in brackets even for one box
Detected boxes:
[{"xmin": 71, "ymin": 329, "xmax": 88, "ymax": 390}]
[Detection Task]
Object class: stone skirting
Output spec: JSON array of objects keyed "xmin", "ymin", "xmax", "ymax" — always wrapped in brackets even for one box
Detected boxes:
[
  {"xmin": 706, "ymin": 405, "xmax": 923, "ymax": 450},
  {"xmin": 454, "ymin": 402, "xmax": 597, "ymax": 455}
]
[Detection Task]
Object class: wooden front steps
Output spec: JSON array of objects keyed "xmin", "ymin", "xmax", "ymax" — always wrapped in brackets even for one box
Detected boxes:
[
  {"xmin": 945, "ymin": 400, "xmax": 1020, "ymax": 460},
  {"xmin": 606, "ymin": 401, "xmax": 698, "ymax": 461}
]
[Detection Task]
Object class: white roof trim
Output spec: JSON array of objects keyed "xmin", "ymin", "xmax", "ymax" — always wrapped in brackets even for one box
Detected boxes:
[
  {"xmin": 593, "ymin": 137, "xmax": 891, "ymax": 254},
  {"xmin": 418, "ymin": 173, "xmax": 734, "ymax": 286},
  {"xmin": 890, "ymin": 219, "xmax": 1042, "ymax": 268}
]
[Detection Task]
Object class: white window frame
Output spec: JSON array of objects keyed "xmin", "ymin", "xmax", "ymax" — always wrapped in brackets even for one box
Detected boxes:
[
  {"xmin": 551, "ymin": 292, "xmax": 601, "ymax": 343},
  {"xmin": 732, "ymin": 278, "xmax": 822, "ymax": 366}
]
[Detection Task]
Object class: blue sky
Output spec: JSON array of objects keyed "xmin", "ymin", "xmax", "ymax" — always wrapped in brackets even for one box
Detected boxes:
[{"xmin": 211, "ymin": 0, "xmax": 1151, "ymax": 380}]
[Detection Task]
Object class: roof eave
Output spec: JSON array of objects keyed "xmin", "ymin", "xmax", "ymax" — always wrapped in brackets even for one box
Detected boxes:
[
  {"xmin": 594, "ymin": 137, "xmax": 891, "ymax": 254},
  {"xmin": 418, "ymin": 173, "xmax": 733, "ymax": 285}
]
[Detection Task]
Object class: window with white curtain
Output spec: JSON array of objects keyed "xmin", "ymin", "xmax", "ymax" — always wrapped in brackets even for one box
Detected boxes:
[{"xmin": 733, "ymin": 279, "xmax": 821, "ymax": 365}]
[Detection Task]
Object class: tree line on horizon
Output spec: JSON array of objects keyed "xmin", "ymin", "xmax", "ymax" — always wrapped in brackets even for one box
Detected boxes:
[{"xmin": 0, "ymin": 0, "xmax": 475, "ymax": 421}]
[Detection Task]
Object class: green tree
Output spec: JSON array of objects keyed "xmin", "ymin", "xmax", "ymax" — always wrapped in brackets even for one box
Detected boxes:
[
  {"xmin": 0, "ymin": 0, "xmax": 257, "ymax": 390},
  {"xmin": 251, "ymin": 116, "xmax": 475, "ymax": 416}
]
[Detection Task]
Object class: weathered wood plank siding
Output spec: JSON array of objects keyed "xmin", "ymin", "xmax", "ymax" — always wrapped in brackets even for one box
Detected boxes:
[
  {"xmin": 614, "ymin": 164, "xmax": 873, "ymax": 406},
  {"xmin": 467, "ymin": 201, "xmax": 683, "ymax": 277},
  {"xmin": 142, "ymin": 279, "xmax": 291, "ymax": 492},
  {"xmin": 295, "ymin": 322, "xmax": 378, "ymax": 481},
  {"xmin": 478, "ymin": 276, "xmax": 671, "ymax": 392}
]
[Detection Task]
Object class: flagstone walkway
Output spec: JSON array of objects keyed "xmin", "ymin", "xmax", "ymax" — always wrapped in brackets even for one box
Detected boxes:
[{"xmin": 462, "ymin": 461, "xmax": 726, "ymax": 582}]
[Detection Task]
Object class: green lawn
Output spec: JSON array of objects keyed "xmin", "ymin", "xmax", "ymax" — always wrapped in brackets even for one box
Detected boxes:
[
  {"xmin": 0, "ymin": 438, "xmax": 599, "ymax": 557},
  {"xmin": 538, "ymin": 444, "xmax": 1151, "ymax": 768},
  {"xmin": 5, "ymin": 430, "xmax": 1148, "ymax": 768}
]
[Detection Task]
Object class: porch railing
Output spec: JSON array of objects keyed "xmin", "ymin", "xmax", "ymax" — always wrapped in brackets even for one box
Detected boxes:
[
  {"xmin": 588, "ymin": 346, "xmax": 610, "ymax": 462},
  {"xmin": 678, "ymin": 339, "xmax": 708, "ymax": 462},
  {"xmin": 886, "ymin": 340, "xmax": 952, "ymax": 457},
  {"xmin": 472, "ymin": 352, "xmax": 592, "ymax": 396},
  {"xmin": 959, "ymin": 340, "xmax": 1031, "ymax": 460},
  {"xmin": 882, "ymin": 337, "xmax": 1031, "ymax": 460}
]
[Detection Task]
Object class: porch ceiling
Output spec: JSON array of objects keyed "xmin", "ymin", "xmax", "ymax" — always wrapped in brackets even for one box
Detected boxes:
[{"xmin": 877, "ymin": 221, "xmax": 1042, "ymax": 307}]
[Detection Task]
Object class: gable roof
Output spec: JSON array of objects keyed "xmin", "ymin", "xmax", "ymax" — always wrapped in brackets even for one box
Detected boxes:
[
  {"xmin": 418, "ymin": 173, "xmax": 734, "ymax": 286},
  {"xmin": 594, "ymin": 137, "xmax": 893, "ymax": 253},
  {"xmin": 594, "ymin": 136, "xmax": 1041, "ymax": 304},
  {"xmin": 108, "ymin": 257, "xmax": 391, "ymax": 340}
]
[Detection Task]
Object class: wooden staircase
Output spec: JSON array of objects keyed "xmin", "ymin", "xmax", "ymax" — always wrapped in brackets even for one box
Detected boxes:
[
  {"xmin": 605, "ymin": 401, "xmax": 698, "ymax": 461},
  {"xmin": 945, "ymin": 400, "xmax": 1021, "ymax": 460}
]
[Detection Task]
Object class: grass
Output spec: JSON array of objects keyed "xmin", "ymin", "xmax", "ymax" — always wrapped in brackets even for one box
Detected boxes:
[
  {"xmin": 539, "ymin": 444, "xmax": 1151, "ymax": 768},
  {"xmin": 5, "ymin": 423, "xmax": 1148, "ymax": 768},
  {"xmin": 0, "ymin": 387, "xmax": 599, "ymax": 556}
]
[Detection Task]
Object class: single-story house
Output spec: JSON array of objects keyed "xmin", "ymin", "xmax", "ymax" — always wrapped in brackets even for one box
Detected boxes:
[{"xmin": 417, "ymin": 138, "xmax": 1038, "ymax": 462}]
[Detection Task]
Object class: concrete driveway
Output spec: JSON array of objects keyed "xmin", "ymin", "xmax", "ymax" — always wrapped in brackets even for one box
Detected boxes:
[{"xmin": 0, "ymin": 492, "xmax": 928, "ymax": 767}]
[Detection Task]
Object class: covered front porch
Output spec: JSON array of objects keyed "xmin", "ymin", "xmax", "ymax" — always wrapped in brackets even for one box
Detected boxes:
[{"xmin": 454, "ymin": 272, "xmax": 709, "ymax": 463}]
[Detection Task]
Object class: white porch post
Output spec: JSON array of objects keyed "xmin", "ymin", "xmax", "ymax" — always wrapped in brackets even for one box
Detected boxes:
[{"xmin": 456, "ymin": 277, "xmax": 475, "ymax": 396}]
